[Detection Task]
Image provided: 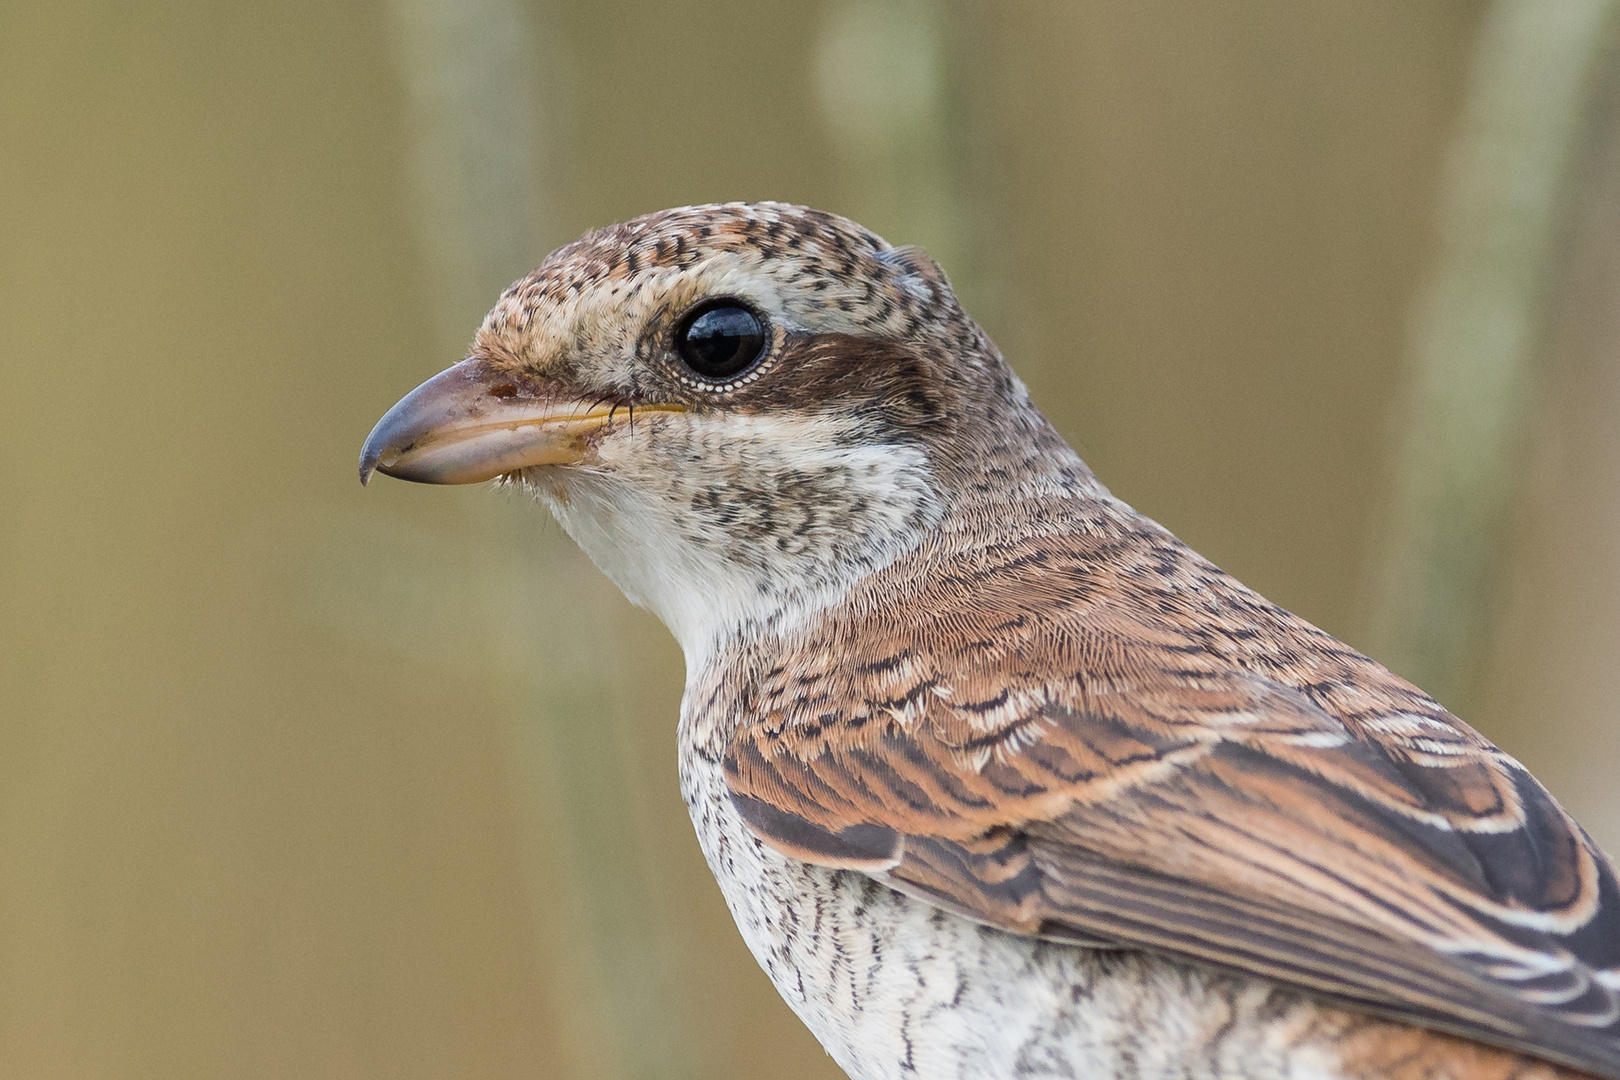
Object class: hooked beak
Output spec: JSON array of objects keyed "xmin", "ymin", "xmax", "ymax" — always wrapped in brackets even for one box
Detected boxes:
[{"xmin": 359, "ymin": 358, "xmax": 682, "ymax": 485}]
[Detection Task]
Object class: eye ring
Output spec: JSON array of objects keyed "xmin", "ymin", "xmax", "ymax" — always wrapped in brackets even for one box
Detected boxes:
[{"xmin": 673, "ymin": 299, "xmax": 768, "ymax": 383}]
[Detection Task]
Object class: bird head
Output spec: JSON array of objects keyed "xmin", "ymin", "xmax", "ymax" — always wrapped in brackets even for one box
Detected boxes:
[{"xmin": 360, "ymin": 202, "xmax": 1086, "ymax": 666}]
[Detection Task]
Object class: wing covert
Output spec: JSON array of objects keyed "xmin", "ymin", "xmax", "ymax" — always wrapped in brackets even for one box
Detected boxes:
[{"xmin": 716, "ymin": 517, "xmax": 1620, "ymax": 1078}]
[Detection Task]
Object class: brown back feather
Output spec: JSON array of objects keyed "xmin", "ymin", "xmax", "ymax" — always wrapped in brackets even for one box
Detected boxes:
[{"xmin": 713, "ymin": 496, "xmax": 1620, "ymax": 1078}]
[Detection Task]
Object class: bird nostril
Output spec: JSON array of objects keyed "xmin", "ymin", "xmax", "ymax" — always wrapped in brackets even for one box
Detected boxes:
[{"xmin": 488, "ymin": 383, "xmax": 518, "ymax": 398}]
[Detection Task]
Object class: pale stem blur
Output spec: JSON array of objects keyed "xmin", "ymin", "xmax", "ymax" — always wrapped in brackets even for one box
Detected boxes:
[{"xmin": 1365, "ymin": 0, "xmax": 1620, "ymax": 715}]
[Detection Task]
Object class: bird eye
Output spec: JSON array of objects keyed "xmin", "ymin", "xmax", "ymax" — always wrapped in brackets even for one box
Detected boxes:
[{"xmin": 675, "ymin": 301, "xmax": 767, "ymax": 381}]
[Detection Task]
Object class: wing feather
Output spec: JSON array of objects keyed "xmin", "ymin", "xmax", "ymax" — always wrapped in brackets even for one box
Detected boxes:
[{"xmin": 717, "ymin": 512, "xmax": 1620, "ymax": 1078}]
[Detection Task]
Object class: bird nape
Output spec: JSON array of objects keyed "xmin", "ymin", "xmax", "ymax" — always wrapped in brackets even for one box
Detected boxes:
[{"xmin": 361, "ymin": 202, "xmax": 1620, "ymax": 1080}]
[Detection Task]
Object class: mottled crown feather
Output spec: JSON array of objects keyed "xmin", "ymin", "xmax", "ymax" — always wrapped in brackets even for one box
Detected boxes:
[{"xmin": 473, "ymin": 201, "xmax": 981, "ymax": 370}]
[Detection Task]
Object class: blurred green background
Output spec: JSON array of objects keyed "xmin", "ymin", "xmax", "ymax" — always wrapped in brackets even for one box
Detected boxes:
[{"xmin": 5, "ymin": 1, "xmax": 1620, "ymax": 1077}]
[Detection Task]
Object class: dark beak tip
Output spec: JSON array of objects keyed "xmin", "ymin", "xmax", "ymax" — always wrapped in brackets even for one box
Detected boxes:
[
  {"xmin": 358, "ymin": 358, "xmax": 483, "ymax": 489},
  {"xmin": 357, "ymin": 428, "xmax": 388, "ymax": 487}
]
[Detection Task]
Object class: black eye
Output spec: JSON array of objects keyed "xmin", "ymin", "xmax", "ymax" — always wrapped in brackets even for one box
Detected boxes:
[{"xmin": 675, "ymin": 301, "xmax": 767, "ymax": 381}]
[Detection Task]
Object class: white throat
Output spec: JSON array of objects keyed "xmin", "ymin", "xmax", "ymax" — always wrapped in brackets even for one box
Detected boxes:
[{"xmin": 529, "ymin": 412, "xmax": 944, "ymax": 680}]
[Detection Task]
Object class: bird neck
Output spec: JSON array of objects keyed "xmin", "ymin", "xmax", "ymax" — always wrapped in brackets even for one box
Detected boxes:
[
  {"xmin": 534, "ymin": 409, "xmax": 949, "ymax": 681},
  {"xmin": 537, "ymin": 370, "xmax": 1105, "ymax": 687},
  {"xmin": 925, "ymin": 368, "xmax": 1110, "ymax": 519}
]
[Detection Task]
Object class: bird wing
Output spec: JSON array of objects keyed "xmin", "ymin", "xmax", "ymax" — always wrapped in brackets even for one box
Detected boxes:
[{"xmin": 719, "ymin": 514, "xmax": 1620, "ymax": 1079}]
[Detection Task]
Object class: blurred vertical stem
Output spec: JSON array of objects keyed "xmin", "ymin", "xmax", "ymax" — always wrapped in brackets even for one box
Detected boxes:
[
  {"xmin": 1365, "ymin": 0, "xmax": 1620, "ymax": 711},
  {"xmin": 386, "ymin": 0, "xmax": 549, "ymax": 338},
  {"xmin": 812, "ymin": 0, "xmax": 998, "ymax": 314},
  {"xmin": 384, "ymin": 2, "xmax": 697, "ymax": 1078}
]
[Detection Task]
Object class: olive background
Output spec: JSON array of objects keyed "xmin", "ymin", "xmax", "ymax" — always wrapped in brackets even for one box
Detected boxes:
[{"xmin": 4, "ymin": 2, "xmax": 1620, "ymax": 1078}]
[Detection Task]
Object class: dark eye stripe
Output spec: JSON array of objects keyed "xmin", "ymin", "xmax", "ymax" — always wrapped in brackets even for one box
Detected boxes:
[{"xmin": 676, "ymin": 301, "xmax": 767, "ymax": 381}]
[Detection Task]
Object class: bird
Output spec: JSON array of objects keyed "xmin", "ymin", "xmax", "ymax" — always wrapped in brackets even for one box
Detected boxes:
[{"xmin": 360, "ymin": 202, "xmax": 1620, "ymax": 1080}]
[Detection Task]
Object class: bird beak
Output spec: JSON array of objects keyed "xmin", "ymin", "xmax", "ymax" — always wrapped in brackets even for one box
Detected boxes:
[{"xmin": 359, "ymin": 357, "xmax": 681, "ymax": 486}]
